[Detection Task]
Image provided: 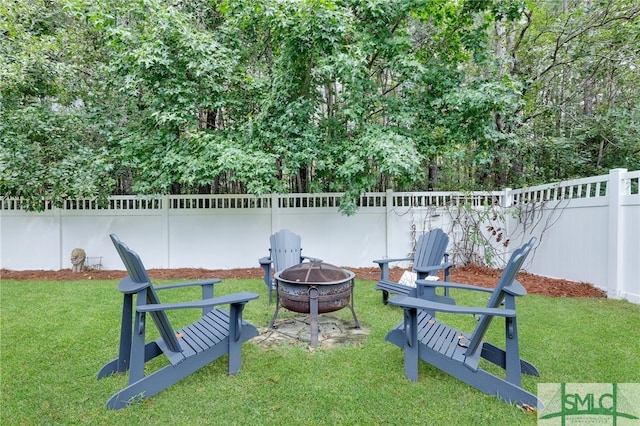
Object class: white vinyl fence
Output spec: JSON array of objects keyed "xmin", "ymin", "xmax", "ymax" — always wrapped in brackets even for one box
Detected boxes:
[{"xmin": 1, "ymin": 168, "xmax": 638, "ymax": 303}]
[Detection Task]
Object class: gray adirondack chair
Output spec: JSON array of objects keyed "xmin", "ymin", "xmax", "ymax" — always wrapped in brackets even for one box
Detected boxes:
[
  {"xmin": 259, "ymin": 229, "xmax": 322, "ymax": 304},
  {"xmin": 385, "ymin": 237, "xmax": 541, "ymax": 408},
  {"xmin": 98, "ymin": 234, "xmax": 259, "ymax": 409},
  {"xmin": 374, "ymin": 228, "xmax": 453, "ymax": 304}
]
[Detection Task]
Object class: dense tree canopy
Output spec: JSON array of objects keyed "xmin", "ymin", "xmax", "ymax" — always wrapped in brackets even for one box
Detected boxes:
[{"xmin": 1, "ymin": 0, "xmax": 639, "ymax": 213}]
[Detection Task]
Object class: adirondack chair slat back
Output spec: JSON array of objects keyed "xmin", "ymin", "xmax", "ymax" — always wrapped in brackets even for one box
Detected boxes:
[
  {"xmin": 110, "ymin": 234, "xmax": 151, "ymax": 285},
  {"xmin": 270, "ymin": 229, "xmax": 303, "ymax": 273},
  {"xmin": 465, "ymin": 237, "xmax": 536, "ymax": 356},
  {"xmin": 414, "ymin": 229, "xmax": 449, "ymax": 270},
  {"xmin": 110, "ymin": 234, "xmax": 182, "ymax": 353}
]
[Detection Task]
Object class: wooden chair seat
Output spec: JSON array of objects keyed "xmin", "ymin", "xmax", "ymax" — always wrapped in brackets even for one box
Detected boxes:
[
  {"xmin": 158, "ymin": 308, "xmax": 235, "ymax": 365},
  {"xmin": 387, "ymin": 311, "xmax": 475, "ymax": 362}
]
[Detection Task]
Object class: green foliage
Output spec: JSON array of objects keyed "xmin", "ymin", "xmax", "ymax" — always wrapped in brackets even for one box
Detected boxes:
[
  {"xmin": 0, "ymin": 0, "xmax": 113, "ymax": 209},
  {"xmin": 1, "ymin": 0, "xmax": 638, "ymax": 213},
  {"xmin": 431, "ymin": 77, "xmax": 525, "ymax": 189},
  {"xmin": 575, "ymin": 106, "xmax": 640, "ymax": 173},
  {"xmin": 515, "ymin": 0, "xmax": 640, "ymax": 180},
  {"xmin": 0, "ymin": 103, "xmax": 114, "ymax": 209}
]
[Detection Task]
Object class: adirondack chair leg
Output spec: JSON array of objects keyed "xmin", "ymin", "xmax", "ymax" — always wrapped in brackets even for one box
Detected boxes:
[
  {"xmin": 379, "ymin": 262, "xmax": 391, "ymax": 304},
  {"xmin": 98, "ymin": 343, "xmax": 163, "ymax": 380},
  {"xmin": 504, "ymin": 316, "xmax": 523, "ymax": 385},
  {"xmin": 98, "ymin": 294, "xmax": 163, "ymax": 379},
  {"xmin": 496, "ymin": 294, "xmax": 540, "ymax": 378},
  {"xmin": 268, "ymin": 282, "xmax": 282, "ymax": 328},
  {"xmin": 129, "ymin": 311, "xmax": 147, "ymax": 384},
  {"xmin": 403, "ymin": 308, "xmax": 419, "ymax": 381},
  {"xmin": 97, "ymin": 293, "xmax": 133, "ymax": 378},
  {"xmin": 261, "ymin": 263, "xmax": 273, "ymax": 305},
  {"xmin": 227, "ymin": 302, "xmax": 246, "ymax": 375},
  {"xmin": 379, "ymin": 263, "xmax": 391, "ymax": 281},
  {"xmin": 443, "ymin": 254, "xmax": 451, "ymax": 298},
  {"xmin": 118, "ymin": 294, "xmax": 134, "ymax": 373},
  {"xmin": 201, "ymin": 283, "xmax": 214, "ymax": 315}
]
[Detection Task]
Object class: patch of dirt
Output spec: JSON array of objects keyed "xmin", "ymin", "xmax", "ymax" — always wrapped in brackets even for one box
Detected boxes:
[{"xmin": 1, "ymin": 264, "xmax": 606, "ymax": 298}]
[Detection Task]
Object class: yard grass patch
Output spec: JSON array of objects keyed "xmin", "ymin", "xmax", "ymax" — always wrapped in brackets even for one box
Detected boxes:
[{"xmin": 1, "ymin": 277, "xmax": 638, "ymax": 425}]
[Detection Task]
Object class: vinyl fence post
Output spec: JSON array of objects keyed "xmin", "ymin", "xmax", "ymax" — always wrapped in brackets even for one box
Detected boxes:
[
  {"xmin": 386, "ymin": 189, "xmax": 394, "ymax": 259},
  {"xmin": 55, "ymin": 204, "xmax": 63, "ymax": 270},
  {"xmin": 503, "ymin": 188, "xmax": 513, "ymax": 208},
  {"xmin": 607, "ymin": 168, "xmax": 627, "ymax": 298},
  {"xmin": 502, "ymin": 188, "xmax": 513, "ymax": 245},
  {"xmin": 271, "ymin": 193, "xmax": 279, "ymax": 234},
  {"xmin": 162, "ymin": 195, "xmax": 170, "ymax": 268}
]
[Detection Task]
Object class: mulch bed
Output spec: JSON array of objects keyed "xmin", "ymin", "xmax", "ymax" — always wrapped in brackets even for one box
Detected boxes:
[{"xmin": 1, "ymin": 264, "xmax": 606, "ymax": 298}]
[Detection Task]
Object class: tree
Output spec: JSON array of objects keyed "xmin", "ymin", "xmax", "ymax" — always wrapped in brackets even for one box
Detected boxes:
[
  {"xmin": 2, "ymin": 0, "xmax": 638, "ymax": 213},
  {"xmin": 0, "ymin": 0, "xmax": 113, "ymax": 210},
  {"xmin": 511, "ymin": 0, "xmax": 640, "ymax": 181}
]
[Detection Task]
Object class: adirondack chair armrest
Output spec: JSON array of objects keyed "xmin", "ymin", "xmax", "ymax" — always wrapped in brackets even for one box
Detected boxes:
[
  {"xmin": 118, "ymin": 276, "xmax": 151, "ymax": 294},
  {"xmin": 137, "ymin": 292, "xmax": 259, "ymax": 312},
  {"xmin": 373, "ymin": 257, "xmax": 412, "ymax": 265},
  {"xmin": 373, "ymin": 257, "xmax": 412, "ymax": 281},
  {"xmin": 154, "ymin": 278, "xmax": 222, "ymax": 291},
  {"xmin": 259, "ymin": 257, "xmax": 274, "ymax": 293},
  {"xmin": 416, "ymin": 279, "xmax": 495, "ymax": 293},
  {"xmin": 118, "ymin": 277, "xmax": 223, "ymax": 295},
  {"xmin": 414, "ymin": 261, "xmax": 454, "ymax": 274},
  {"xmin": 388, "ymin": 295, "xmax": 516, "ymax": 317},
  {"xmin": 504, "ymin": 279, "xmax": 527, "ymax": 296},
  {"xmin": 301, "ymin": 255, "xmax": 323, "ymax": 263},
  {"xmin": 258, "ymin": 256, "xmax": 272, "ymax": 266}
]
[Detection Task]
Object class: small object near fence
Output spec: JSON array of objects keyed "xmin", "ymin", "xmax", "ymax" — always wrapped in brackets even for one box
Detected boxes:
[
  {"xmin": 70, "ymin": 248, "xmax": 86, "ymax": 273},
  {"xmin": 84, "ymin": 256, "xmax": 103, "ymax": 271}
]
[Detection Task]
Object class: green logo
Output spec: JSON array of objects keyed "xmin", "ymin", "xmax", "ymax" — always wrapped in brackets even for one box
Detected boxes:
[{"xmin": 538, "ymin": 383, "xmax": 640, "ymax": 425}]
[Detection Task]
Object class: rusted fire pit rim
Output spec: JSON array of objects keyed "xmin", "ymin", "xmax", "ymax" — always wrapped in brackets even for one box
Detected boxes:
[{"xmin": 274, "ymin": 262, "xmax": 355, "ymax": 285}]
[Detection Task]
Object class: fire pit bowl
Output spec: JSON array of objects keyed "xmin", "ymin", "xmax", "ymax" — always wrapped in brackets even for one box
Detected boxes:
[
  {"xmin": 270, "ymin": 262, "xmax": 360, "ymax": 347},
  {"xmin": 274, "ymin": 262, "xmax": 355, "ymax": 314}
]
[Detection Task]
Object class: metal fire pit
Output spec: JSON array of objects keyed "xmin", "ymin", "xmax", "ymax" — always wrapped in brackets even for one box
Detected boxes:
[{"xmin": 269, "ymin": 262, "xmax": 360, "ymax": 347}]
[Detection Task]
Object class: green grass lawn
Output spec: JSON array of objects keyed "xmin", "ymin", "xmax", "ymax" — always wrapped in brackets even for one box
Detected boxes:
[{"xmin": 1, "ymin": 276, "xmax": 639, "ymax": 425}]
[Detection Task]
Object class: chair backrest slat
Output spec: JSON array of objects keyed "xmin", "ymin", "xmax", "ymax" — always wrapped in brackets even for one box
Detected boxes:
[
  {"xmin": 110, "ymin": 234, "xmax": 182, "ymax": 353},
  {"xmin": 414, "ymin": 229, "xmax": 449, "ymax": 271},
  {"xmin": 465, "ymin": 237, "xmax": 536, "ymax": 356},
  {"xmin": 270, "ymin": 229, "xmax": 303, "ymax": 273}
]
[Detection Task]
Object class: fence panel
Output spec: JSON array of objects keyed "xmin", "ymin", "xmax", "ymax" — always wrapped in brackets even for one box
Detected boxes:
[
  {"xmin": 1, "ymin": 211, "xmax": 61, "ymax": 270},
  {"xmin": 1, "ymin": 169, "xmax": 638, "ymax": 302}
]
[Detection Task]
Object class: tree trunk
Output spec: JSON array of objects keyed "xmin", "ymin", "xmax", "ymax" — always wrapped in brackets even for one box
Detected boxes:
[{"xmin": 428, "ymin": 163, "xmax": 438, "ymax": 191}]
